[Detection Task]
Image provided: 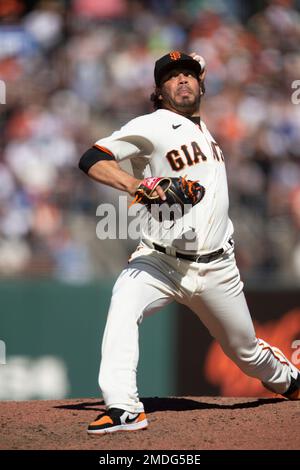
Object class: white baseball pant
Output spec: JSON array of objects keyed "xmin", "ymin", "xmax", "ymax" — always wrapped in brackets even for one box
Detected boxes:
[{"xmin": 98, "ymin": 242, "xmax": 298, "ymax": 413}]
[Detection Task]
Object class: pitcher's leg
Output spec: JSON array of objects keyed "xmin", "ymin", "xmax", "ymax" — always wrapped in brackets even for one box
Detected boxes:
[
  {"xmin": 189, "ymin": 284, "xmax": 298, "ymax": 395},
  {"xmin": 99, "ymin": 262, "xmax": 174, "ymax": 413}
]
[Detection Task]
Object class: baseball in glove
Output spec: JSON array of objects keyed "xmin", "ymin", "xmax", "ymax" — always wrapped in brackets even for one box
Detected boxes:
[{"xmin": 130, "ymin": 176, "xmax": 205, "ymax": 210}]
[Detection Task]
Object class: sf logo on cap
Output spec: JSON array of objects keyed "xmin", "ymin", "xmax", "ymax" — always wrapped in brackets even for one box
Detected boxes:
[{"xmin": 170, "ymin": 51, "xmax": 181, "ymax": 61}]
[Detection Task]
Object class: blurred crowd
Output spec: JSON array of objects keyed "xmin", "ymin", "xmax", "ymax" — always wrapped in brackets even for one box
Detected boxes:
[{"xmin": 0, "ymin": 0, "xmax": 300, "ymax": 283}]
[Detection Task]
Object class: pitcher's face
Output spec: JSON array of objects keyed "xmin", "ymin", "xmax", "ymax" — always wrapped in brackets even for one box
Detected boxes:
[{"xmin": 159, "ymin": 68, "xmax": 201, "ymax": 115}]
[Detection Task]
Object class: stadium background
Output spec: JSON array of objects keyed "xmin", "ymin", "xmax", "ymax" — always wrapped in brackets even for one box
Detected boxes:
[{"xmin": 0, "ymin": 0, "xmax": 300, "ymax": 401}]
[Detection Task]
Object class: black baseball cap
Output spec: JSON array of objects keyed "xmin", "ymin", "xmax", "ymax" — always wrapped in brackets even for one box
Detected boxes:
[{"xmin": 154, "ymin": 51, "xmax": 202, "ymax": 86}]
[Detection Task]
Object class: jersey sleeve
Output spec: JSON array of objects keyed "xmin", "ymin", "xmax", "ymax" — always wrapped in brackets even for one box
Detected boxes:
[{"xmin": 94, "ymin": 117, "xmax": 154, "ymax": 162}]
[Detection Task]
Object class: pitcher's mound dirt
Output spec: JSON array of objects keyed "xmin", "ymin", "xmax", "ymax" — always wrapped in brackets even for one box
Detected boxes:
[{"xmin": 0, "ymin": 396, "xmax": 299, "ymax": 450}]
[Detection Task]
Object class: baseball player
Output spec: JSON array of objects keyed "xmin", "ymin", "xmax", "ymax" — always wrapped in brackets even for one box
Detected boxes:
[{"xmin": 79, "ymin": 51, "xmax": 300, "ymax": 435}]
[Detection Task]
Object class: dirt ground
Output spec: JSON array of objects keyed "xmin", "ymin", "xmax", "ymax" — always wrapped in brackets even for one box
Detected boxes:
[{"xmin": 0, "ymin": 396, "xmax": 299, "ymax": 450}]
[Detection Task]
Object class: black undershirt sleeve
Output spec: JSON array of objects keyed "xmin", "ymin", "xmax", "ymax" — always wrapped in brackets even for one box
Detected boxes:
[{"xmin": 78, "ymin": 146, "xmax": 115, "ymax": 174}]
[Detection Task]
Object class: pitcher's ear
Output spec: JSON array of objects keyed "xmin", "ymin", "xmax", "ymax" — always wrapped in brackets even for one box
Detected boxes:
[
  {"xmin": 200, "ymin": 79, "xmax": 206, "ymax": 96},
  {"xmin": 155, "ymin": 86, "xmax": 163, "ymax": 101},
  {"xmin": 199, "ymin": 69, "xmax": 206, "ymax": 81}
]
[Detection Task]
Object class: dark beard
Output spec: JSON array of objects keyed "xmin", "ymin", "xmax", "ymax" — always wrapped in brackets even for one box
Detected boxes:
[{"xmin": 161, "ymin": 90, "xmax": 201, "ymax": 116}]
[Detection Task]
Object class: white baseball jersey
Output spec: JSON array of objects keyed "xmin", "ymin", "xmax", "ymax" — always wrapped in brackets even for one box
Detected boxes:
[{"xmin": 94, "ymin": 109, "xmax": 234, "ymax": 254}]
